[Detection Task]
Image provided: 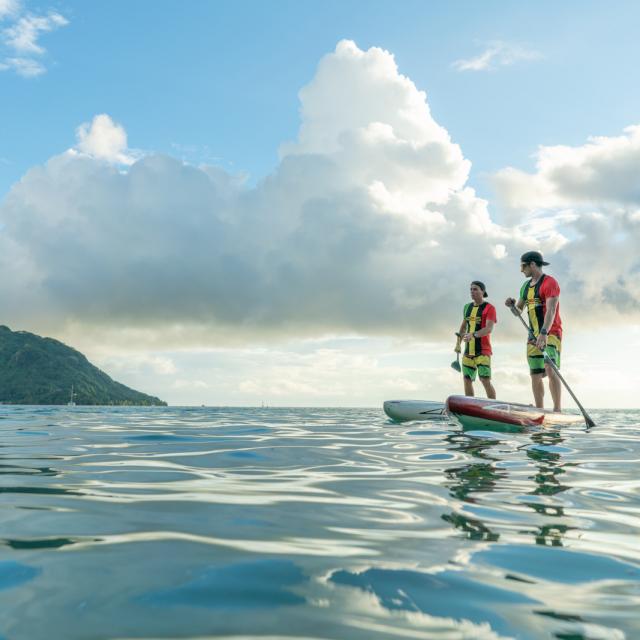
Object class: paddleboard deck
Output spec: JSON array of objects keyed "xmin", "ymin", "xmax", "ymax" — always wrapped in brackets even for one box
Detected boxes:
[
  {"xmin": 445, "ymin": 395, "xmax": 584, "ymax": 431},
  {"xmin": 383, "ymin": 400, "xmax": 446, "ymax": 422}
]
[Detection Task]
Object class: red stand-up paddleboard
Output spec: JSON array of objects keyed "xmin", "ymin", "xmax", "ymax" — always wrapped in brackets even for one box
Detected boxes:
[{"xmin": 445, "ymin": 395, "xmax": 583, "ymax": 431}]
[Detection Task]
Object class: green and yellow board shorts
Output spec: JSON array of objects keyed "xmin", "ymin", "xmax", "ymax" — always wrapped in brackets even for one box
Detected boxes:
[
  {"xmin": 527, "ymin": 334, "xmax": 561, "ymax": 375},
  {"xmin": 462, "ymin": 354, "xmax": 491, "ymax": 381}
]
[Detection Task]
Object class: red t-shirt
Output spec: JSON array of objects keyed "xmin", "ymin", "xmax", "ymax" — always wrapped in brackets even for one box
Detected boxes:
[
  {"xmin": 521, "ymin": 275, "xmax": 562, "ymax": 338},
  {"xmin": 540, "ymin": 276, "xmax": 562, "ymax": 337},
  {"xmin": 463, "ymin": 302, "xmax": 497, "ymax": 355}
]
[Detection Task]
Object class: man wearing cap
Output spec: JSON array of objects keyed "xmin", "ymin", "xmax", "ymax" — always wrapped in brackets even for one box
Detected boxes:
[
  {"xmin": 505, "ymin": 251, "xmax": 562, "ymax": 411},
  {"xmin": 457, "ymin": 281, "xmax": 497, "ymax": 399}
]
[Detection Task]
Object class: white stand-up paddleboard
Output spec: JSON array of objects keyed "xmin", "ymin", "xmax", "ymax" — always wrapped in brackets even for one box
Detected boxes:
[{"xmin": 383, "ymin": 400, "xmax": 446, "ymax": 422}]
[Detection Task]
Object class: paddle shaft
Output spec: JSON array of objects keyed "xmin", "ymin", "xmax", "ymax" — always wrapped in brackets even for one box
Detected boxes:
[{"xmin": 509, "ymin": 304, "xmax": 595, "ymax": 428}]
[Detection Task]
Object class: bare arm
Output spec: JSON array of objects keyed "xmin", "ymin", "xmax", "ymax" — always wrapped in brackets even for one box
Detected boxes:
[
  {"xmin": 474, "ymin": 318, "xmax": 495, "ymax": 337},
  {"xmin": 463, "ymin": 318, "xmax": 494, "ymax": 342},
  {"xmin": 541, "ymin": 296, "xmax": 558, "ymax": 333}
]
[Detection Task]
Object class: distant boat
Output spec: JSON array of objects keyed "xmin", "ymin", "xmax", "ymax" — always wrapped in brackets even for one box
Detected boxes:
[{"xmin": 67, "ymin": 385, "xmax": 76, "ymax": 407}]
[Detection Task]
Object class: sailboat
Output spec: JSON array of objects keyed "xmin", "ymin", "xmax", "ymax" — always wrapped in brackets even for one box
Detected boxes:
[{"xmin": 67, "ymin": 385, "xmax": 76, "ymax": 407}]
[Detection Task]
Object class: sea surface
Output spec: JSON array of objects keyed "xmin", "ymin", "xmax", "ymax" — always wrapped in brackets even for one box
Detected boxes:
[{"xmin": 0, "ymin": 405, "xmax": 638, "ymax": 640}]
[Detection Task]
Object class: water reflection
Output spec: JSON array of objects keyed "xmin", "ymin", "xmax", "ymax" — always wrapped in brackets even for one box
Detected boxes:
[
  {"xmin": 442, "ymin": 433, "xmax": 505, "ymax": 541},
  {"xmin": 524, "ymin": 430, "xmax": 574, "ymax": 547},
  {"xmin": 0, "ymin": 463, "xmax": 58, "ymax": 476},
  {"xmin": 0, "ymin": 486, "xmax": 80, "ymax": 496},
  {"xmin": 2, "ymin": 537, "xmax": 89, "ymax": 550},
  {"xmin": 330, "ymin": 565, "xmax": 537, "ymax": 638},
  {"xmin": 441, "ymin": 427, "xmax": 578, "ymax": 547}
]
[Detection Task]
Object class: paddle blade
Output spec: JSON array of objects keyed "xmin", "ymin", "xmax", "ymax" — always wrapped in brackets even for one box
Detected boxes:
[{"xmin": 450, "ymin": 360, "xmax": 461, "ymax": 372}]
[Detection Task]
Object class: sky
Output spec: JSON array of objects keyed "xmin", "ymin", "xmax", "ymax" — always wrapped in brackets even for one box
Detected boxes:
[{"xmin": 1, "ymin": 1, "xmax": 639, "ymax": 407}]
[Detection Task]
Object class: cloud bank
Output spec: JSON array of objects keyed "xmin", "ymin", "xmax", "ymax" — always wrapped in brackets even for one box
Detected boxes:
[{"xmin": 0, "ymin": 40, "xmax": 637, "ymax": 348}]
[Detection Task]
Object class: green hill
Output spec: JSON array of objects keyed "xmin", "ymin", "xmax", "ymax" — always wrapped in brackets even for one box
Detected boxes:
[{"xmin": 0, "ymin": 325, "xmax": 167, "ymax": 406}]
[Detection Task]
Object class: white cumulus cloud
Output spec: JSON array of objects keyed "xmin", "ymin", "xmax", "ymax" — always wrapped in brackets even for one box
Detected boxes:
[
  {"xmin": 0, "ymin": 4, "xmax": 68, "ymax": 77},
  {"xmin": 74, "ymin": 114, "xmax": 136, "ymax": 165},
  {"xmin": 494, "ymin": 125, "xmax": 640, "ymax": 209},
  {"xmin": 493, "ymin": 125, "xmax": 640, "ymax": 313}
]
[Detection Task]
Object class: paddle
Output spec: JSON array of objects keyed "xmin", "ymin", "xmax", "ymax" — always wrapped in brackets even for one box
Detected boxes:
[
  {"xmin": 508, "ymin": 303, "xmax": 595, "ymax": 427},
  {"xmin": 451, "ymin": 333, "xmax": 462, "ymax": 372}
]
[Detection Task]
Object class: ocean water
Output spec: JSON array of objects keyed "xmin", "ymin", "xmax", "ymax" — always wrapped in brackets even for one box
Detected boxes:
[{"xmin": 0, "ymin": 406, "xmax": 638, "ymax": 640}]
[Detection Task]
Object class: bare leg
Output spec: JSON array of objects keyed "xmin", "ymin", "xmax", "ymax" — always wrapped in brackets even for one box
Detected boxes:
[
  {"xmin": 463, "ymin": 377, "xmax": 474, "ymax": 397},
  {"xmin": 545, "ymin": 364, "xmax": 562, "ymax": 412},
  {"xmin": 480, "ymin": 377, "xmax": 496, "ymax": 399},
  {"xmin": 531, "ymin": 373, "xmax": 545, "ymax": 408}
]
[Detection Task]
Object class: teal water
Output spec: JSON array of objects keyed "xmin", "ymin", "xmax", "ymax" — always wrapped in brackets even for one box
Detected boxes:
[{"xmin": 0, "ymin": 406, "xmax": 638, "ymax": 639}]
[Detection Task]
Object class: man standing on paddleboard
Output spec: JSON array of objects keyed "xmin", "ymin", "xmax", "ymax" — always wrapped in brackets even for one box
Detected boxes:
[
  {"xmin": 456, "ymin": 281, "xmax": 497, "ymax": 399},
  {"xmin": 505, "ymin": 251, "xmax": 562, "ymax": 411}
]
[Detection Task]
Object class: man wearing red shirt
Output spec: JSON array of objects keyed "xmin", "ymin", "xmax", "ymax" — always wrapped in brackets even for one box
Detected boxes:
[
  {"xmin": 457, "ymin": 281, "xmax": 497, "ymax": 399},
  {"xmin": 505, "ymin": 251, "xmax": 563, "ymax": 411}
]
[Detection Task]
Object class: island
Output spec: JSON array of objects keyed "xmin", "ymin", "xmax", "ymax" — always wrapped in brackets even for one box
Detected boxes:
[{"xmin": 0, "ymin": 325, "xmax": 167, "ymax": 406}]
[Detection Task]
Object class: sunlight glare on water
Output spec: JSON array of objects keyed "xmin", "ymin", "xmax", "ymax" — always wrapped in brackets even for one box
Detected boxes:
[{"xmin": 0, "ymin": 405, "xmax": 638, "ymax": 639}]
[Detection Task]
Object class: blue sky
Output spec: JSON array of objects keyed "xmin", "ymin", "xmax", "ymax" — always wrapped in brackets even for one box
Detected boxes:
[
  {"xmin": 3, "ymin": 1, "xmax": 640, "ymax": 200},
  {"xmin": 1, "ymin": 1, "xmax": 639, "ymax": 407}
]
